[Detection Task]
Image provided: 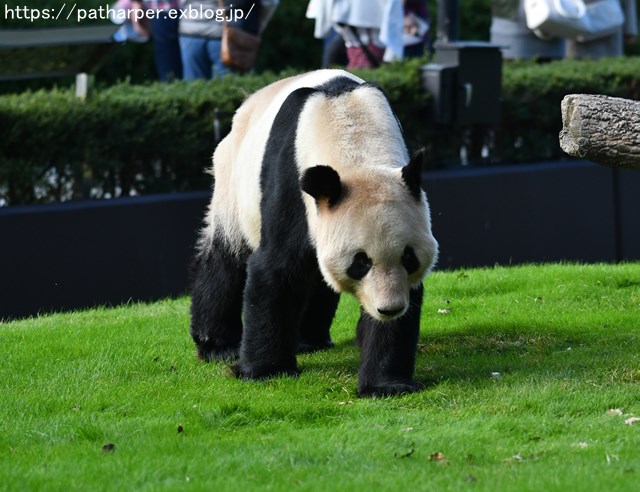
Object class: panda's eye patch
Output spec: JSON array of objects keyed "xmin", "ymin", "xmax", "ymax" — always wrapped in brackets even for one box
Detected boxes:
[
  {"xmin": 347, "ymin": 252, "xmax": 373, "ymax": 280},
  {"xmin": 402, "ymin": 246, "xmax": 420, "ymax": 274}
]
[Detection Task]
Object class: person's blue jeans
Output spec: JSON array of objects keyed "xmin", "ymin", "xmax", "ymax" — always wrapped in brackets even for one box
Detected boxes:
[
  {"xmin": 149, "ymin": 16, "xmax": 183, "ymax": 81},
  {"xmin": 179, "ymin": 35, "xmax": 230, "ymax": 80}
]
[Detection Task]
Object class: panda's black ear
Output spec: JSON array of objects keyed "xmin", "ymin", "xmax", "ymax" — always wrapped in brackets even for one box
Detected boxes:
[
  {"xmin": 401, "ymin": 148, "xmax": 425, "ymax": 200},
  {"xmin": 300, "ymin": 165, "xmax": 342, "ymax": 207}
]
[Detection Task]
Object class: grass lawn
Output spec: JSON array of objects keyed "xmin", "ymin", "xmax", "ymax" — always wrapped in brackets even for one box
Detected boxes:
[{"xmin": 2, "ymin": 262, "xmax": 640, "ymax": 491}]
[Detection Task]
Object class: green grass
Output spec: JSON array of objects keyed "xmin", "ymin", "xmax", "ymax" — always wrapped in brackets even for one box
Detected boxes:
[{"xmin": 2, "ymin": 263, "xmax": 640, "ymax": 491}]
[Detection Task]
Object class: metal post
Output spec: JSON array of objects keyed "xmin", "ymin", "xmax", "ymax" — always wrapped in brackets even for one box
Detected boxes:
[
  {"xmin": 75, "ymin": 72, "xmax": 89, "ymax": 99},
  {"xmin": 436, "ymin": 0, "xmax": 460, "ymax": 44},
  {"xmin": 213, "ymin": 108, "xmax": 221, "ymax": 144}
]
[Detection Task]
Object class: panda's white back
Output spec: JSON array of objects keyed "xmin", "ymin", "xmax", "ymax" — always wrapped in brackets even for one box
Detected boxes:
[
  {"xmin": 295, "ymin": 85, "xmax": 409, "ymax": 176},
  {"xmin": 206, "ymin": 70, "xmax": 367, "ymax": 254}
]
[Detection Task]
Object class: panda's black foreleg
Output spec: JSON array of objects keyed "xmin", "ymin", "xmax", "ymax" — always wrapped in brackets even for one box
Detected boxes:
[
  {"xmin": 189, "ymin": 236, "xmax": 247, "ymax": 362},
  {"xmin": 297, "ymin": 275, "xmax": 339, "ymax": 353},
  {"xmin": 356, "ymin": 284, "xmax": 424, "ymax": 397},
  {"xmin": 232, "ymin": 250, "xmax": 312, "ymax": 379}
]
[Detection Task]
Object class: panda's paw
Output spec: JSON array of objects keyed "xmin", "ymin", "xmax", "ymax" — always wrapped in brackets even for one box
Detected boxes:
[
  {"xmin": 297, "ymin": 338, "xmax": 334, "ymax": 354},
  {"xmin": 357, "ymin": 380, "xmax": 422, "ymax": 398},
  {"xmin": 231, "ymin": 361, "xmax": 300, "ymax": 380},
  {"xmin": 196, "ymin": 344, "xmax": 239, "ymax": 362}
]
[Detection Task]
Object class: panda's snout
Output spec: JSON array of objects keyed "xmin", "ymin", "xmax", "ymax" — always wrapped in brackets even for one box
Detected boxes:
[
  {"xmin": 362, "ymin": 269, "xmax": 409, "ymax": 321},
  {"xmin": 377, "ymin": 306, "xmax": 405, "ymax": 318}
]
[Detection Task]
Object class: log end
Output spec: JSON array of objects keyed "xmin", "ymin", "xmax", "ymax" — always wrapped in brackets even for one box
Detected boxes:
[{"xmin": 559, "ymin": 94, "xmax": 640, "ymax": 169}]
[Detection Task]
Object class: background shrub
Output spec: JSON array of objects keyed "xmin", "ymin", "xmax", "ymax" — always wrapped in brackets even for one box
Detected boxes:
[
  {"xmin": 1, "ymin": 56, "xmax": 640, "ymax": 206},
  {"xmin": 1, "ymin": 0, "xmax": 639, "ymax": 205}
]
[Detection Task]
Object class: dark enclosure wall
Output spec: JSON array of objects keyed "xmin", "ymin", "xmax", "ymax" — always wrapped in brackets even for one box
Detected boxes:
[
  {"xmin": 1, "ymin": 161, "xmax": 638, "ymax": 320},
  {"xmin": 0, "ymin": 192, "xmax": 209, "ymax": 319},
  {"xmin": 424, "ymin": 161, "xmax": 627, "ymax": 269}
]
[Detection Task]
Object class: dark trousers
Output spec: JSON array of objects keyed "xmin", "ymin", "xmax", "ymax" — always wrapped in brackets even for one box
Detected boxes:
[{"xmin": 150, "ymin": 16, "xmax": 183, "ymax": 81}]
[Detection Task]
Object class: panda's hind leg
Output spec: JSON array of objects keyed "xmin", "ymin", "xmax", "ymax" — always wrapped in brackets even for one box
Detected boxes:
[
  {"xmin": 189, "ymin": 235, "xmax": 247, "ymax": 362},
  {"xmin": 298, "ymin": 276, "xmax": 339, "ymax": 354}
]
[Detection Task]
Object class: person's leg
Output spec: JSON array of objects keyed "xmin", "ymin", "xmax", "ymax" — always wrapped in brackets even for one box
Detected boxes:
[
  {"xmin": 180, "ymin": 35, "xmax": 213, "ymax": 80},
  {"xmin": 323, "ymin": 29, "xmax": 348, "ymax": 67},
  {"xmin": 206, "ymin": 38, "xmax": 230, "ymax": 78},
  {"xmin": 150, "ymin": 16, "xmax": 183, "ymax": 81}
]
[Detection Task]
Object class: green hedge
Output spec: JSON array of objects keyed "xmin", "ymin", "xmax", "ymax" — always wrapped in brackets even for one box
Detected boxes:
[
  {"xmin": 0, "ymin": 59, "xmax": 429, "ymax": 205},
  {"xmin": 1, "ymin": 56, "xmax": 640, "ymax": 205}
]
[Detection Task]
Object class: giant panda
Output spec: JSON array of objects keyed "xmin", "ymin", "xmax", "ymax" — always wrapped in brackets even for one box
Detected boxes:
[{"xmin": 190, "ymin": 69, "xmax": 438, "ymax": 397}]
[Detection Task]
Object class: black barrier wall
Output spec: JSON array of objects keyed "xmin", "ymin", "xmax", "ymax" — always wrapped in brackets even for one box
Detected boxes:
[
  {"xmin": 0, "ymin": 191, "xmax": 209, "ymax": 319},
  {"xmin": 424, "ymin": 161, "xmax": 625, "ymax": 269},
  {"xmin": 1, "ymin": 161, "xmax": 638, "ymax": 320}
]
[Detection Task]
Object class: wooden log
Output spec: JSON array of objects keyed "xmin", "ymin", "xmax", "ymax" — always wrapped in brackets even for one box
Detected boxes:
[{"xmin": 560, "ymin": 94, "xmax": 640, "ymax": 169}]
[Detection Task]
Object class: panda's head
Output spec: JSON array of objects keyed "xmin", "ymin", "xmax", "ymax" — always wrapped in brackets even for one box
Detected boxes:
[{"xmin": 300, "ymin": 149, "xmax": 438, "ymax": 322}]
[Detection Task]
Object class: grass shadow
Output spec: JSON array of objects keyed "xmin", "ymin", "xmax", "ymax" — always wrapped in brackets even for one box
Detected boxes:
[{"xmin": 301, "ymin": 321, "xmax": 639, "ymax": 389}]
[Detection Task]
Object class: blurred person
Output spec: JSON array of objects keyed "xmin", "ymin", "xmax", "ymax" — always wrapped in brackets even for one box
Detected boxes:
[
  {"xmin": 179, "ymin": 0, "xmax": 279, "ymax": 79},
  {"xmin": 110, "ymin": 0, "xmax": 150, "ymax": 43},
  {"xmin": 132, "ymin": 0, "xmax": 183, "ymax": 81},
  {"xmin": 490, "ymin": 0, "xmax": 565, "ymax": 60},
  {"xmin": 307, "ymin": 0, "xmax": 404, "ymax": 69},
  {"xmin": 566, "ymin": 0, "xmax": 637, "ymax": 59},
  {"xmin": 403, "ymin": 0, "xmax": 431, "ymax": 58},
  {"xmin": 179, "ymin": 0, "xmax": 229, "ymax": 79},
  {"xmin": 322, "ymin": 28, "xmax": 348, "ymax": 67}
]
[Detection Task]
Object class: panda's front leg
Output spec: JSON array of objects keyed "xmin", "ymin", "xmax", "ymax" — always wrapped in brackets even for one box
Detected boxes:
[
  {"xmin": 232, "ymin": 249, "xmax": 311, "ymax": 380},
  {"xmin": 297, "ymin": 275, "xmax": 339, "ymax": 353},
  {"xmin": 356, "ymin": 284, "xmax": 424, "ymax": 397}
]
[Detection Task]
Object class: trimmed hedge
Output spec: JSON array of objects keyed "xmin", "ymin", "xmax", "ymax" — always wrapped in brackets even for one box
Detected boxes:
[
  {"xmin": 0, "ymin": 60, "xmax": 428, "ymax": 205},
  {"xmin": 1, "ymin": 56, "xmax": 640, "ymax": 205}
]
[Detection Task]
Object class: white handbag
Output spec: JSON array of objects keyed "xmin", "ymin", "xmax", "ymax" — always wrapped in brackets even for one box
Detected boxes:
[
  {"xmin": 524, "ymin": 0, "xmax": 624, "ymax": 41},
  {"xmin": 577, "ymin": 0, "xmax": 625, "ymax": 41}
]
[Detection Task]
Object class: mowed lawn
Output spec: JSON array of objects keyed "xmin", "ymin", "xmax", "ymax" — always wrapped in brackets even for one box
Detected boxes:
[{"xmin": 1, "ymin": 263, "xmax": 640, "ymax": 491}]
